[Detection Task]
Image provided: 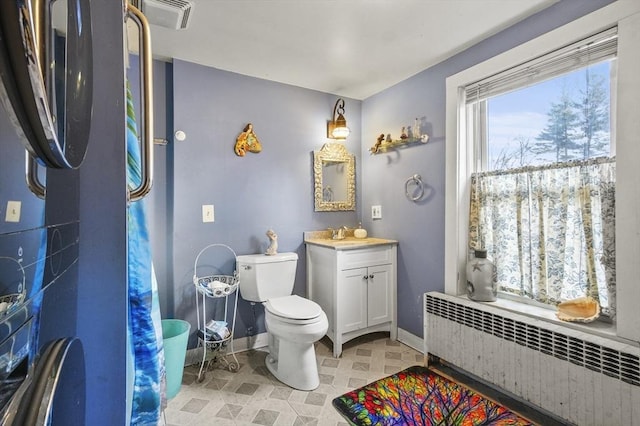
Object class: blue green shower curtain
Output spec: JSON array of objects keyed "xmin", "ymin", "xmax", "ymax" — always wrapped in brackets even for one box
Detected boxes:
[{"xmin": 126, "ymin": 82, "xmax": 166, "ymax": 424}]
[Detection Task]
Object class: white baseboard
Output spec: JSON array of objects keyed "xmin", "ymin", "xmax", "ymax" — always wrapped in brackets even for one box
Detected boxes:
[
  {"xmin": 397, "ymin": 328, "xmax": 423, "ymax": 353},
  {"xmin": 184, "ymin": 332, "xmax": 268, "ymax": 366}
]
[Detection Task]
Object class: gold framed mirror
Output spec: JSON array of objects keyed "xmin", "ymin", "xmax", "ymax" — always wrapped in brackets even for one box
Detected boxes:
[{"xmin": 313, "ymin": 143, "xmax": 355, "ymax": 211}]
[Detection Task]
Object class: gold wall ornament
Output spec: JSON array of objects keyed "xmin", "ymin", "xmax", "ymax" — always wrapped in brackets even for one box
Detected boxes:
[
  {"xmin": 234, "ymin": 123, "xmax": 262, "ymax": 156},
  {"xmin": 313, "ymin": 143, "xmax": 355, "ymax": 211}
]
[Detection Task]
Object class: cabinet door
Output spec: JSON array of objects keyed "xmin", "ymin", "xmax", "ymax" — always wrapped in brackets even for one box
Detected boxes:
[
  {"xmin": 339, "ymin": 267, "xmax": 368, "ymax": 334},
  {"xmin": 367, "ymin": 264, "xmax": 393, "ymax": 327}
]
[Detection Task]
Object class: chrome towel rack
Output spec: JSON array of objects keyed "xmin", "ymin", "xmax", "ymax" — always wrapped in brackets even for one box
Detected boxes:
[{"xmin": 405, "ymin": 174, "xmax": 425, "ymax": 202}]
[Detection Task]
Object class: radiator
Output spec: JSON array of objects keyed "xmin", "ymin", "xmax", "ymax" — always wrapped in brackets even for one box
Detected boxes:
[{"xmin": 424, "ymin": 292, "xmax": 640, "ymax": 426}]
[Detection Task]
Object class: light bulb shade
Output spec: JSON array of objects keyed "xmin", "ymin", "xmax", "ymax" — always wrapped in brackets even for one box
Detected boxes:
[
  {"xmin": 327, "ymin": 98, "xmax": 350, "ymax": 140},
  {"xmin": 332, "ymin": 128, "xmax": 350, "ymax": 139}
]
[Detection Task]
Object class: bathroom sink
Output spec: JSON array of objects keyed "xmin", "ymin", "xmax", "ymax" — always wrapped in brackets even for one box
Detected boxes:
[{"xmin": 304, "ymin": 237, "xmax": 396, "ymax": 249}]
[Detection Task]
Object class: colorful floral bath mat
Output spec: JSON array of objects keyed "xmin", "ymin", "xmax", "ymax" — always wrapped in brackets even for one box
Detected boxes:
[{"xmin": 332, "ymin": 365, "xmax": 535, "ymax": 425}]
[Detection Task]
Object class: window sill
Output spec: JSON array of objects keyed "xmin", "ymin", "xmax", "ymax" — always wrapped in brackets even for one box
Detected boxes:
[{"xmin": 459, "ymin": 295, "xmax": 630, "ymax": 345}]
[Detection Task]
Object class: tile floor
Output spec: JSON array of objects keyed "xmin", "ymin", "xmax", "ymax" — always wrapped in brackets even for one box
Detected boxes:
[{"xmin": 162, "ymin": 333, "xmax": 424, "ymax": 425}]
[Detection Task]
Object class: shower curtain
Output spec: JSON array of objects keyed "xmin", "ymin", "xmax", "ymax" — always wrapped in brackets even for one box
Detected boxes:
[{"xmin": 126, "ymin": 82, "xmax": 166, "ymax": 424}]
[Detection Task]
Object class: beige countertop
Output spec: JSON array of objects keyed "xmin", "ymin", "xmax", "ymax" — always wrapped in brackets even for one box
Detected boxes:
[{"xmin": 303, "ymin": 235, "xmax": 398, "ymax": 250}]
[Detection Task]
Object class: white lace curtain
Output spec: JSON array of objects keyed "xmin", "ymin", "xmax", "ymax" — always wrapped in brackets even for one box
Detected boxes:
[{"xmin": 468, "ymin": 157, "xmax": 616, "ymax": 320}]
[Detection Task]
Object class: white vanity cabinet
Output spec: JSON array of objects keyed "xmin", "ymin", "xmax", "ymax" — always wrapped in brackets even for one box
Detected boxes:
[{"xmin": 305, "ymin": 240, "xmax": 397, "ymax": 357}]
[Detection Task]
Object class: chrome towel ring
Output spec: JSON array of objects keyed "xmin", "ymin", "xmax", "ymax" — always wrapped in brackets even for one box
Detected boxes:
[{"xmin": 405, "ymin": 174, "xmax": 425, "ymax": 202}]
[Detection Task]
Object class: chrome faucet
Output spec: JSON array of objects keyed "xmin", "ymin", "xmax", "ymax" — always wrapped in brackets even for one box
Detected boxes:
[{"xmin": 329, "ymin": 226, "xmax": 348, "ymax": 240}]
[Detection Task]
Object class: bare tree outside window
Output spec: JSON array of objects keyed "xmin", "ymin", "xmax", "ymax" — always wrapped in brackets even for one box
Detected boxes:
[{"xmin": 484, "ymin": 60, "xmax": 613, "ymax": 172}]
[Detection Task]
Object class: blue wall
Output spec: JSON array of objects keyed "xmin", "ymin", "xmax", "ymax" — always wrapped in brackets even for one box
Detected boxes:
[
  {"xmin": 167, "ymin": 60, "xmax": 362, "ymax": 343},
  {"xmin": 128, "ymin": 59, "xmax": 364, "ymax": 342}
]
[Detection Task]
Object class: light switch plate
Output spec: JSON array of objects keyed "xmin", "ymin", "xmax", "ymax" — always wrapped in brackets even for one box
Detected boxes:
[
  {"xmin": 202, "ymin": 204, "xmax": 215, "ymax": 223},
  {"xmin": 5, "ymin": 200, "xmax": 21, "ymax": 223},
  {"xmin": 371, "ymin": 205, "xmax": 382, "ymax": 219}
]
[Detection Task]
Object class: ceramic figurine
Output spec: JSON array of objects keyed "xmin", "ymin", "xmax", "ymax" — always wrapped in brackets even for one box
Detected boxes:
[
  {"xmin": 265, "ymin": 229, "xmax": 278, "ymax": 255},
  {"xmin": 386, "ymin": 134, "xmax": 392, "ymax": 142},
  {"xmin": 371, "ymin": 133, "xmax": 385, "ymax": 154},
  {"xmin": 414, "ymin": 118, "xmax": 421, "ymax": 138},
  {"xmin": 400, "ymin": 126, "xmax": 408, "ymax": 139}
]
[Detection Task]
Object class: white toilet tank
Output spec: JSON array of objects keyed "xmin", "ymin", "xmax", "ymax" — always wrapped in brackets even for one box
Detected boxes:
[{"xmin": 236, "ymin": 252, "xmax": 298, "ymax": 302}]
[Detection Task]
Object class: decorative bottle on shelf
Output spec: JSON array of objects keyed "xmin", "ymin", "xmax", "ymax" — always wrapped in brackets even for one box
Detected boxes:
[{"xmin": 466, "ymin": 249, "xmax": 497, "ymax": 302}]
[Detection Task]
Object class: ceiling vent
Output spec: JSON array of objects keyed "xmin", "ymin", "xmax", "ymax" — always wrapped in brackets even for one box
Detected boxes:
[{"xmin": 140, "ymin": 0, "xmax": 193, "ymax": 30}]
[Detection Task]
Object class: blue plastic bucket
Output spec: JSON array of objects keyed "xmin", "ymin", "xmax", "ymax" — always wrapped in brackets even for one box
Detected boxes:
[{"xmin": 162, "ymin": 319, "xmax": 191, "ymax": 399}]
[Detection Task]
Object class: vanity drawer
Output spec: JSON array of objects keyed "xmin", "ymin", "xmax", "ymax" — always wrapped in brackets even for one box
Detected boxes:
[{"xmin": 338, "ymin": 246, "xmax": 394, "ymax": 270}]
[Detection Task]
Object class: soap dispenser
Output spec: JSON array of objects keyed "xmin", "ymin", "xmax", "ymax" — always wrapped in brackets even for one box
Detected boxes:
[{"xmin": 354, "ymin": 222, "xmax": 367, "ymax": 239}]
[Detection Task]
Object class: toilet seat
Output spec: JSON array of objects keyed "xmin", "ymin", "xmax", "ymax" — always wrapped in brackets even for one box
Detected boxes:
[{"xmin": 265, "ymin": 295, "xmax": 322, "ymax": 324}]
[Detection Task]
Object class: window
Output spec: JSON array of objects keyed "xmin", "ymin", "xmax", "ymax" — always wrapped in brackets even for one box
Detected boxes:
[
  {"xmin": 483, "ymin": 61, "xmax": 614, "ymax": 171},
  {"xmin": 462, "ymin": 29, "xmax": 618, "ymax": 316},
  {"xmin": 446, "ymin": 2, "xmax": 640, "ymax": 343},
  {"xmin": 466, "ymin": 28, "xmax": 617, "ymax": 170}
]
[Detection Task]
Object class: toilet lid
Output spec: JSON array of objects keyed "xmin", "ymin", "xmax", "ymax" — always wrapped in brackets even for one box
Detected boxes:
[{"xmin": 265, "ymin": 295, "xmax": 322, "ymax": 320}]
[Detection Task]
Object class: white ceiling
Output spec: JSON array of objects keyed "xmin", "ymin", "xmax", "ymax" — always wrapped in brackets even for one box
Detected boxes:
[{"xmin": 142, "ymin": 0, "xmax": 558, "ymax": 100}]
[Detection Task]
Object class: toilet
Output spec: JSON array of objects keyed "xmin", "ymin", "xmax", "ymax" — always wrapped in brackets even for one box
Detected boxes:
[{"xmin": 236, "ymin": 252, "xmax": 328, "ymax": 391}]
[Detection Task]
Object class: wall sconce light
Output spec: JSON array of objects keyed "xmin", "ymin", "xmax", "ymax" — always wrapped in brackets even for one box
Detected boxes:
[{"xmin": 327, "ymin": 98, "xmax": 350, "ymax": 140}]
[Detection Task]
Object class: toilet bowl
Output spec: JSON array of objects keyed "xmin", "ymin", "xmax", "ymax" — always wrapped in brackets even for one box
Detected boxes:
[
  {"xmin": 236, "ymin": 253, "xmax": 328, "ymax": 391},
  {"xmin": 263, "ymin": 295, "xmax": 328, "ymax": 390}
]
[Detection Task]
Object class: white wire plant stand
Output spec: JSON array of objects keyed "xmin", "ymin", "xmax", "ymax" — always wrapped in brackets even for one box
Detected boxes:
[{"xmin": 193, "ymin": 244, "xmax": 239, "ymax": 382}]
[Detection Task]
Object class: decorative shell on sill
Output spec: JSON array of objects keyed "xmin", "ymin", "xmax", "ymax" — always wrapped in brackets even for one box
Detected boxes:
[{"xmin": 556, "ymin": 296, "xmax": 601, "ymax": 323}]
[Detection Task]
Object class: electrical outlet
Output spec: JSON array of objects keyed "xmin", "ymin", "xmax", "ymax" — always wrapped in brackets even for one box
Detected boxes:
[
  {"xmin": 202, "ymin": 204, "xmax": 215, "ymax": 223},
  {"xmin": 371, "ymin": 205, "xmax": 382, "ymax": 219},
  {"xmin": 5, "ymin": 201, "xmax": 21, "ymax": 223}
]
